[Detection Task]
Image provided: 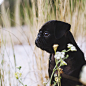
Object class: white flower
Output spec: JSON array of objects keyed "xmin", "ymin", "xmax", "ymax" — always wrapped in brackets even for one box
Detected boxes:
[
  {"xmin": 54, "ymin": 51, "xmax": 65, "ymax": 59},
  {"xmin": 67, "ymin": 43, "xmax": 77, "ymax": 51},
  {"xmin": 53, "ymin": 44, "xmax": 59, "ymax": 52},
  {"xmin": 61, "ymin": 52, "xmax": 65, "ymax": 58},
  {"xmin": 0, "ymin": 0, "xmax": 4, "ymax": 5},
  {"xmin": 54, "ymin": 73, "xmax": 57, "ymax": 77},
  {"xmin": 53, "ymin": 44, "xmax": 59, "ymax": 49},
  {"xmin": 67, "ymin": 43, "xmax": 73, "ymax": 48},
  {"xmin": 79, "ymin": 65, "xmax": 86, "ymax": 85},
  {"xmin": 70, "ymin": 46, "xmax": 77, "ymax": 51}
]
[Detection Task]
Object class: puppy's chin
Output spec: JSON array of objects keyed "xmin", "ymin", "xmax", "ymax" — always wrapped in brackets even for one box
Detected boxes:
[
  {"xmin": 39, "ymin": 46, "xmax": 54, "ymax": 53},
  {"xmin": 44, "ymin": 48, "xmax": 54, "ymax": 53}
]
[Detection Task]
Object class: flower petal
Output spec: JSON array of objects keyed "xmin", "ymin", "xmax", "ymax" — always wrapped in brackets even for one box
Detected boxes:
[{"xmin": 60, "ymin": 60, "xmax": 67, "ymax": 66}]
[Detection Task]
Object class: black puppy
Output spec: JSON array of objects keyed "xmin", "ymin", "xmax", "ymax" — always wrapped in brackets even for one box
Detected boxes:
[{"xmin": 35, "ymin": 20, "xmax": 86, "ymax": 86}]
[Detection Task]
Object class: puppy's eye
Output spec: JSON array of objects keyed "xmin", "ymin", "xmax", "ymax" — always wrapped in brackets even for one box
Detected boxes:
[{"xmin": 44, "ymin": 32, "xmax": 50, "ymax": 37}]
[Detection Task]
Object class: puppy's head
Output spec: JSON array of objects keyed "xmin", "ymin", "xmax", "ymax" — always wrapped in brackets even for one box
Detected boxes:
[{"xmin": 35, "ymin": 20, "xmax": 71, "ymax": 53}]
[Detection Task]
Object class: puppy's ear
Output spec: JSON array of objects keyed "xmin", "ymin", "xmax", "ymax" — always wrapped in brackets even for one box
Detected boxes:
[{"xmin": 54, "ymin": 21, "xmax": 71, "ymax": 39}]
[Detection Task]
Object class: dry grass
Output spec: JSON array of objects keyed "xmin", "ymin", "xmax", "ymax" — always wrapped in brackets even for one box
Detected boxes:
[{"xmin": 0, "ymin": 0, "xmax": 86, "ymax": 86}]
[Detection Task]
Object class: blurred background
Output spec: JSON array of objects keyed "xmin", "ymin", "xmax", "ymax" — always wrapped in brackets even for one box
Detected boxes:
[{"xmin": 0, "ymin": 0, "xmax": 86, "ymax": 86}]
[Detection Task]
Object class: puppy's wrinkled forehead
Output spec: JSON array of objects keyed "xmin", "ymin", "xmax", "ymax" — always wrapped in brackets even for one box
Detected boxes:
[
  {"xmin": 39, "ymin": 20, "xmax": 55, "ymax": 33},
  {"xmin": 39, "ymin": 20, "xmax": 71, "ymax": 39}
]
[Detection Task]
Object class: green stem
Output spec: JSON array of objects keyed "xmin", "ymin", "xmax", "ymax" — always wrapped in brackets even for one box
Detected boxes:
[
  {"xmin": 58, "ymin": 68, "xmax": 61, "ymax": 86},
  {"xmin": 49, "ymin": 60, "xmax": 61, "ymax": 86},
  {"xmin": 49, "ymin": 65, "xmax": 57, "ymax": 86},
  {"xmin": 66, "ymin": 48, "xmax": 71, "ymax": 52},
  {"xmin": 55, "ymin": 51, "xmax": 57, "ymax": 63},
  {"xmin": 18, "ymin": 79, "xmax": 25, "ymax": 86}
]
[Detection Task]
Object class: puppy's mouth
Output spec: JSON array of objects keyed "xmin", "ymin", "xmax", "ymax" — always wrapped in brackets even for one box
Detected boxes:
[
  {"xmin": 35, "ymin": 39, "xmax": 45, "ymax": 50},
  {"xmin": 35, "ymin": 38, "xmax": 54, "ymax": 53},
  {"xmin": 35, "ymin": 39, "xmax": 41, "ymax": 48}
]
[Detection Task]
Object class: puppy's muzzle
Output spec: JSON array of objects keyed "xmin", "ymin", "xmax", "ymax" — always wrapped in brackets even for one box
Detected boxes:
[
  {"xmin": 35, "ymin": 35, "xmax": 41, "ymax": 48},
  {"xmin": 35, "ymin": 38, "xmax": 40, "ymax": 47},
  {"xmin": 35, "ymin": 31, "xmax": 42, "ymax": 47}
]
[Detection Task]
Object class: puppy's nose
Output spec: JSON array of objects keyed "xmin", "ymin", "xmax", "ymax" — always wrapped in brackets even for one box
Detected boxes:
[{"xmin": 38, "ymin": 34, "xmax": 41, "ymax": 38}]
